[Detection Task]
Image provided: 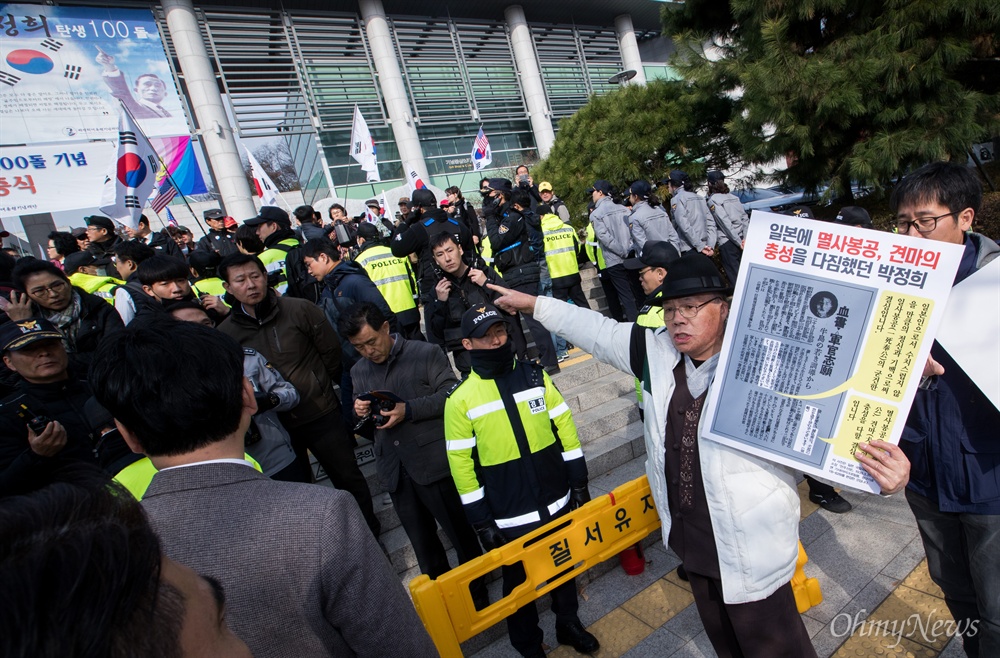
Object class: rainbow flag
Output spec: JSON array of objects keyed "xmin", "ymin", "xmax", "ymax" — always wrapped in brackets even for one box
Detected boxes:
[{"xmin": 151, "ymin": 136, "xmax": 208, "ymax": 197}]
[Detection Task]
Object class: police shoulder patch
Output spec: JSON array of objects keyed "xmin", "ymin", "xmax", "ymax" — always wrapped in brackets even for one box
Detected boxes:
[
  {"xmin": 243, "ymin": 347, "xmax": 257, "ymax": 356},
  {"xmin": 498, "ymin": 225, "xmax": 509, "ymax": 234},
  {"xmin": 445, "ymin": 379, "xmax": 464, "ymax": 398}
]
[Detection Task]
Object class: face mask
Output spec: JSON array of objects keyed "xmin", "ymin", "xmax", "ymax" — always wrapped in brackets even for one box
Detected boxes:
[{"xmin": 469, "ymin": 339, "xmax": 514, "ymax": 379}]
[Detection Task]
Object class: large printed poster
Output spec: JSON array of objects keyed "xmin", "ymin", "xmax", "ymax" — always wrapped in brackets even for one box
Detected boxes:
[
  {"xmin": 702, "ymin": 211, "xmax": 964, "ymax": 493},
  {"xmin": 0, "ymin": 4, "xmax": 188, "ymax": 144}
]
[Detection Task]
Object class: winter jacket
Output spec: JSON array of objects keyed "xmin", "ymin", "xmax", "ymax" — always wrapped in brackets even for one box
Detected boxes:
[
  {"xmin": 349, "ymin": 336, "xmax": 458, "ymax": 491},
  {"xmin": 428, "ymin": 265, "xmax": 504, "ymax": 350},
  {"xmin": 391, "ymin": 209, "xmax": 473, "ymax": 301},
  {"xmin": 707, "ymin": 192, "xmax": 748, "ymax": 246},
  {"xmin": 589, "ymin": 195, "xmax": 631, "ymax": 267},
  {"xmin": 484, "ymin": 201, "xmax": 540, "ymax": 288},
  {"xmin": 629, "ymin": 200, "xmax": 682, "ymax": 256},
  {"xmin": 669, "ymin": 188, "xmax": 716, "ymax": 252},
  {"xmin": 242, "ymin": 348, "xmax": 299, "ymax": 477},
  {"xmin": 146, "ymin": 229, "xmax": 184, "ymax": 259},
  {"xmin": 535, "ymin": 296, "xmax": 799, "ymax": 604},
  {"xmin": 55, "ymin": 288, "xmax": 125, "ymax": 372},
  {"xmin": 318, "ymin": 260, "xmax": 396, "ymax": 370},
  {"xmin": 196, "ymin": 228, "xmax": 239, "ymax": 257},
  {"xmin": 219, "ymin": 292, "xmax": 342, "ymax": 428},
  {"xmin": 901, "ymin": 232, "xmax": 1000, "ymax": 513},
  {"xmin": 0, "ymin": 378, "xmax": 100, "ymax": 494}
]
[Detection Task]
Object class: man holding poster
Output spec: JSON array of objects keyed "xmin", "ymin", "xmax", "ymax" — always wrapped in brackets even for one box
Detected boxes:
[
  {"xmin": 893, "ymin": 162, "xmax": 1000, "ymax": 658},
  {"xmin": 489, "ymin": 253, "xmax": 910, "ymax": 657}
]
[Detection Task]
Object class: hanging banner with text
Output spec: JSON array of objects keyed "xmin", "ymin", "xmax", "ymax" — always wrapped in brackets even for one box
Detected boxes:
[
  {"xmin": 0, "ymin": 4, "xmax": 189, "ymax": 144},
  {"xmin": 0, "ymin": 141, "xmax": 114, "ymax": 215},
  {"xmin": 702, "ymin": 211, "xmax": 964, "ymax": 493}
]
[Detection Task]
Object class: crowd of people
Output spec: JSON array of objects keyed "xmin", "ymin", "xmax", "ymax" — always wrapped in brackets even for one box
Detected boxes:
[{"xmin": 0, "ymin": 160, "xmax": 995, "ymax": 658}]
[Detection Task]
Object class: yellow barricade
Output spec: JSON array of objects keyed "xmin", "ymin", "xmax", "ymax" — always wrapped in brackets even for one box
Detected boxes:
[{"xmin": 409, "ymin": 474, "xmax": 821, "ymax": 657}]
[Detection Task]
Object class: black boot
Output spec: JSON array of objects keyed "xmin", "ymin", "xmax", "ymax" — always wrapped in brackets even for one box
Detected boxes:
[{"xmin": 555, "ymin": 619, "xmax": 599, "ymax": 654}]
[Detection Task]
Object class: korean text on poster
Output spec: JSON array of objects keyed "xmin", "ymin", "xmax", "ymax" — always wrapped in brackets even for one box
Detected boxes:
[
  {"xmin": 701, "ymin": 211, "xmax": 964, "ymax": 493},
  {"xmin": 0, "ymin": 141, "xmax": 114, "ymax": 215},
  {"xmin": 0, "ymin": 4, "xmax": 188, "ymax": 144}
]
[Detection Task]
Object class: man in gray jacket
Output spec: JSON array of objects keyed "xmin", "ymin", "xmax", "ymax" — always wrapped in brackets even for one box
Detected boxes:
[
  {"xmin": 589, "ymin": 180, "xmax": 638, "ymax": 321},
  {"xmin": 663, "ymin": 170, "xmax": 717, "ymax": 256},
  {"xmin": 340, "ymin": 301, "xmax": 489, "ymax": 610},
  {"xmin": 89, "ymin": 319, "xmax": 436, "ymax": 658}
]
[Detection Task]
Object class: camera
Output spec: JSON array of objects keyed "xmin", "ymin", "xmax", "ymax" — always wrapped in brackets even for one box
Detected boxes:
[{"xmin": 353, "ymin": 398, "xmax": 397, "ymax": 431}]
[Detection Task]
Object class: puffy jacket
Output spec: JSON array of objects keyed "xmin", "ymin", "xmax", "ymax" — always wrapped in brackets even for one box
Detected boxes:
[
  {"xmin": 319, "ymin": 260, "xmax": 396, "ymax": 370},
  {"xmin": 629, "ymin": 200, "xmax": 682, "ymax": 256},
  {"xmin": 484, "ymin": 201, "xmax": 540, "ymax": 288},
  {"xmin": 350, "ymin": 336, "xmax": 459, "ymax": 491},
  {"xmin": 589, "ymin": 196, "xmax": 631, "ymax": 267},
  {"xmin": 147, "ymin": 229, "xmax": 184, "ymax": 259},
  {"xmin": 86, "ymin": 236, "xmax": 124, "ymax": 278},
  {"xmin": 445, "ymin": 358, "xmax": 587, "ymax": 531},
  {"xmin": 219, "ymin": 292, "xmax": 341, "ymax": 428},
  {"xmin": 49, "ymin": 288, "xmax": 125, "ymax": 372},
  {"xmin": 536, "ymin": 296, "xmax": 799, "ymax": 604}
]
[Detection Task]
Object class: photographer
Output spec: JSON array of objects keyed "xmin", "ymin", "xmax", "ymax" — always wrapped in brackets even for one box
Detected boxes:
[
  {"xmin": 339, "ymin": 302, "xmax": 488, "ymax": 610},
  {"xmin": 390, "ymin": 188, "xmax": 474, "ymax": 348}
]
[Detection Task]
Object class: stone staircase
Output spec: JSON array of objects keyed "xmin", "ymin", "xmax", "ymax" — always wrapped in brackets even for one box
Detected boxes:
[{"xmin": 312, "ymin": 264, "xmax": 650, "ymax": 588}]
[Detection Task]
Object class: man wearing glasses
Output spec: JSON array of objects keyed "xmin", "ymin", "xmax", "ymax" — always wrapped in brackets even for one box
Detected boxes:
[
  {"xmin": 892, "ymin": 161, "xmax": 1000, "ymax": 658},
  {"xmin": 491, "ymin": 252, "xmax": 911, "ymax": 657}
]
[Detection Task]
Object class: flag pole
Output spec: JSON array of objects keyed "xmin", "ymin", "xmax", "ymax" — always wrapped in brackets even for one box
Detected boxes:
[{"xmin": 118, "ymin": 101, "xmax": 210, "ymax": 238}]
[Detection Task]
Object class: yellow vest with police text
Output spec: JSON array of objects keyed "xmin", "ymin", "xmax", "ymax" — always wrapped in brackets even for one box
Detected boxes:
[{"xmin": 355, "ymin": 245, "xmax": 417, "ymax": 314}]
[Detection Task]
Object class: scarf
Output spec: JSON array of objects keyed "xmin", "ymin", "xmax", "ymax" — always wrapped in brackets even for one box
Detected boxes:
[
  {"xmin": 469, "ymin": 341, "xmax": 515, "ymax": 379},
  {"xmin": 684, "ymin": 352, "xmax": 720, "ymax": 400},
  {"xmin": 45, "ymin": 290, "xmax": 82, "ymax": 353}
]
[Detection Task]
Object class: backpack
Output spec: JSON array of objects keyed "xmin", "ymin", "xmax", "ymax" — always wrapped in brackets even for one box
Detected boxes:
[{"xmin": 273, "ymin": 243, "xmax": 322, "ymax": 304}]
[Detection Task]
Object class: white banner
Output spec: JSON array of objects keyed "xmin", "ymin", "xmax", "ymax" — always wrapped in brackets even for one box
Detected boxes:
[
  {"xmin": 702, "ymin": 212, "xmax": 965, "ymax": 493},
  {"xmin": 349, "ymin": 105, "xmax": 380, "ymax": 182},
  {"xmin": 245, "ymin": 145, "xmax": 280, "ymax": 207},
  {"xmin": 0, "ymin": 4, "xmax": 189, "ymax": 143},
  {"xmin": 0, "ymin": 141, "xmax": 114, "ymax": 216},
  {"xmin": 403, "ymin": 161, "xmax": 425, "ymax": 193}
]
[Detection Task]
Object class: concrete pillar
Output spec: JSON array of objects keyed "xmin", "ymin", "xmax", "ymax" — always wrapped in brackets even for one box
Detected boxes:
[
  {"xmin": 504, "ymin": 5, "xmax": 555, "ymax": 159},
  {"xmin": 19, "ymin": 213, "xmax": 56, "ymax": 258},
  {"xmin": 359, "ymin": 0, "xmax": 429, "ymax": 183},
  {"xmin": 614, "ymin": 14, "xmax": 647, "ymax": 86},
  {"xmin": 161, "ymin": 0, "xmax": 256, "ymax": 220}
]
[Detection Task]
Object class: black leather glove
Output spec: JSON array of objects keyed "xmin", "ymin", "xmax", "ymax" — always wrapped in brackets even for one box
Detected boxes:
[
  {"xmin": 569, "ymin": 485, "xmax": 592, "ymax": 510},
  {"xmin": 254, "ymin": 392, "xmax": 279, "ymax": 414},
  {"xmin": 474, "ymin": 521, "xmax": 507, "ymax": 551}
]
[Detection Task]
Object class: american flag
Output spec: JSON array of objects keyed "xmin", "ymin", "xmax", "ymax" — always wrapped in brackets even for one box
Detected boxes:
[
  {"xmin": 149, "ymin": 182, "xmax": 177, "ymax": 212},
  {"xmin": 470, "ymin": 127, "xmax": 492, "ymax": 171},
  {"xmin": 165, "ymin": 207, "xmax": 178, "ymax": 227}
]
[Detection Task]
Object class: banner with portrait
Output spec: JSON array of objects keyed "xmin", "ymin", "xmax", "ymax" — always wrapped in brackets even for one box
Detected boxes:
[
  {"xmin": 702, "ymin": 211, "xmax": 965, "ymax": 493},
  {"xmin": 0, "ymin": 4, "xmax": 189, "ymax": 144}
]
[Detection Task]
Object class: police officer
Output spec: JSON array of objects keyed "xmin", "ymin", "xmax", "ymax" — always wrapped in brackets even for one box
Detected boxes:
[
  {"xmin": 623, "ymin": 241, "xmax": 679, "ymax": 419},
  {"xmin": 585, "ymin": 202, "xmax": 626, "ymax": 322},
  {"xmin": 662, "ymin": 170, "xmax": 716, "ymax": 256},
  {"xmin": 244, "ymin": 206, "xmax": 300, "ymax": 295},
  {"xmin": 445, "ymin": 305, "xmax": 599, "ymax": 658},
  {"xmin": 355, "ymin": 222, "xmax": 422, "ymax": 340},
  {"xmin": 705, "ymin": 171, "xmax": 748, "ymax": 284},
  {"xmin": 62, "ymin": 252, "xmax": 122, "ymax": 304},
  {"xmin": 538, "ymin": 204, "xmax": 589, "ymax": 309}
]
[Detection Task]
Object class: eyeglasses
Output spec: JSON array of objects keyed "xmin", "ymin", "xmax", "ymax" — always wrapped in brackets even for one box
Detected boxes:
[
  {"xmin": 663, "ymin": 297, "xmax": 723, "ymax": 320},
  {"xmin": 28, "ymin": 280, "xmax": 69, "ymax": 297},
  {"xmin": 895, "ymin": 211, "xmax": 958, "ymax": 235},
  {"xmin": 638, "ymin": 267, "xmax": 652, "ymax": 277}
]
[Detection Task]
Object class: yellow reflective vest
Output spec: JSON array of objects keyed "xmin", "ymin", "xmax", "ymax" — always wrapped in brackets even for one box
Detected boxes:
[
  {"xmin": 445, "ymin": 360, "xmax": 587, "ymax": 530},
  {"xmin": 584, "ymin": 222, "xmax": 606, "ymax": 270},
  {"xmin": 541, "ymin": 213, "xmax": 580, "ymax": 284},
  {"xmin": 68, "ymin": 272, "xmax": 124, "ymax": 304},
  {"xmin": 191, "ymin": 277, "xmax": 230, "ymax": 307},
  {"xmin": 259, "ymin": 237, "xmax": 299, "ymax": 294},
  {"xmin": 634, "ymin": 290, "xmax": 665, "ymax": 409},
  {"xmin": 355, "ymin": 244, "xmax": 418, "ymax": 315},
  {"xmin": 479, "ymin": 235, "xmax": 493, "ymax": 267}
]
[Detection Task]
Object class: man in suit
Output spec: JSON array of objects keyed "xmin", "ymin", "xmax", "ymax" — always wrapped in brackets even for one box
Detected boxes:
[
  {"xmin": 339, "ymin": 302, "xmax": 488, "ymax": 609},
  {"xmin": 96, "ymin": 48, "xmax": 173, "ymax": 119},
  {"xmin": 89, "ymin": 320, "xmax": 436, "ymax": 658}
]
